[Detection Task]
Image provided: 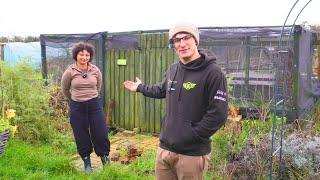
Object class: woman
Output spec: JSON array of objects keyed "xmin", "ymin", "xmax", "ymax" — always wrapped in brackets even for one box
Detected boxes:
[{"xmin": 61, "ymin": 42, "xmax": 110, "ymax": 173}]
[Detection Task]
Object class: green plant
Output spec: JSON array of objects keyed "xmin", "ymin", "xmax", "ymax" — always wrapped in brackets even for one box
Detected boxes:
[
  {"xmin": 254, "ymin": 91, "xmax": 273, "ymax": 121},
  {"xmin": 0, "ymin": 109, "xmax": 17, "ymax": 137},
  {"xmin": 226, "ymin": 76, "xmax": 235, "ymax": 104},
  {"xmin": 0, "ymin": 61, "xmax": 69, "ymax": 143},
  {"xmin": 210, "ymin": 129, "xmax": 232, "ymax": 177},
  {"xmin": 128, "ymin": 149, "xmax": 156, "ymax": 178},
  {"xmin": 231, "ymin": 120, "xmax": 250, "ymax": 154},
  {"xmin": 0, "ymin": 139, "xmax": 77, "ymax": 179},
  {"xmin": 305, "ymin": 100, "xmax": 320, "ymax": 134},
  {"xmin": 0, "ymin": 138, "xmax": 156, "ymax": 179}
]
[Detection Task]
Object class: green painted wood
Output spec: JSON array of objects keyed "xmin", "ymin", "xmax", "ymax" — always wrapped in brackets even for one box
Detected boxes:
[
  {"xmin": 145, "ymin": 49, "xmax": 151, "ymax": 132},
  {"xmin": 123, "ymin": 50, "xmax": 130, "ymax": 130},
  {"xmin": 149, "ymin": 48, "xmax": 156, "ymax": 133},
  {"xmin": 104, "ymin": 49, "xmax": 110, "ymax": 110},
  {"xmin": 114, "ymin": 49, "xmax": 120, "ymax": 127},
  {"xmin": 106, "ymin": 33, "xmax": 191, "ymax": 132},
  {"xmin": 152, "ymin": 34, "xmax": 157, "ymax": 48},
  {"xmin": 119, "ymin": 50, "xmax": 126, "ymax": 128},
  {"xmin": 140, "ymin": 34, "xmax": 147, "ymax": 49},
  {"xmin": 159, "ymin": 33, "xmax": 163, "ymax": 48},
  {"xmin": 140, "ymin": 49, "xmax": 147, "ymax": 132},
  {"xmin": 133, "ymin": 50, "xmax": 141, "ymax": 129},
  {"xmin": 151, "ymin": 33, "xmax": 159, "ymax": 48},
  {"xmin": 105, "ymin": 49, "xmax": 111, "ymax": 125},
  {"xmin": 165, "ymin": 33, "xmax": 169, "ymax": 48},
  {"xmin": 106, "ymin": 43, "xmax": 172, "ymax": 133},
  {"xmin": 159, "ymin": 34, "xmax": 163, "ymax": 48},
  {"xmin": 160, "ymin": 49, "xmax": 168, "ymax": 122},
  {"xmin": 146, "ymin": 34, "xmax": 152, "ymax": 49},
  {"xmin": 129, "ymin": 50, "xmax": 135, "ymax": 130},
  {"xmin": 155, "ymin": 48, "xmax": 162, "ymax": 133},
  {"xmin": 157, "ymin": 33, "xmax": 162, "ymax": 48},
  {"xmin": 164, "ymin": 33, "xmax": 169, "ymax": 48},
  {"xmin": 109, "ymin": 49, "xmax": 115, "ymax": 126},
  {"xmin": 138, "ymin": 33, "xmax": 147, "ymax": 131}
]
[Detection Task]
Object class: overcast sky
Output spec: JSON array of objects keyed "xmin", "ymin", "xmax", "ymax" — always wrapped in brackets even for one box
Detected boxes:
[{"xmin": 0, "ymin": 0, "xmax": 319, "ymax": 37}]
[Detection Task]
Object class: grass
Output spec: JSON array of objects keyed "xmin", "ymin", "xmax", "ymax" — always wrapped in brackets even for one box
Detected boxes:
[
  {"xmin": 0, "ymin": 136, "xmax": 217, "ymax": 180},
  {"xmin": 0, "ymin": 139, "xmax": 77, "ymax": 179},
  {"xmin": 1, "ymin": 100, "xmax": 319, "ymax": 179},
  {"xmin": 0, "ymin": 138, "xmax": 157, "ymax": 180}
]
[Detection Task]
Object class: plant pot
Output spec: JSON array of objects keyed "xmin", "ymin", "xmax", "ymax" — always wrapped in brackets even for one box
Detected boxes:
[{"xmin": 0, "ymin": 128, "xmax": 10, "ymax": 158}]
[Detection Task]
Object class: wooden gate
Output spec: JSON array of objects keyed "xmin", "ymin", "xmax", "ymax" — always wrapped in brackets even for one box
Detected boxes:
[{"xmin": 104, "ymin": 33, "xmax": 177, "ymax": 133}]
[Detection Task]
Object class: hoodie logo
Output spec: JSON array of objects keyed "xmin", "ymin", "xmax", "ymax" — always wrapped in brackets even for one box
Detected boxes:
[{"xmin": 183, "ymin": 82, "xmax": 196, "ymax": 90}]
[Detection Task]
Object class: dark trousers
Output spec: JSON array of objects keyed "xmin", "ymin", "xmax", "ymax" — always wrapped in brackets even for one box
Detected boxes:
[{"xmin": 69, "ymin": 97, "xmax": 110, "ymax": 158}]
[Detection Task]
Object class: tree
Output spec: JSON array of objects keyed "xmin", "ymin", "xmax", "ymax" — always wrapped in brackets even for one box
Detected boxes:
[
  {"xmin": 12, "ymin": 36, "xmax": 23, "ymax": 42},
  {"xmin": 310, "ymin": 25, "xmax": 320, "ymax": 32},
  {"xmin": 0, "ymin": 37, "xmax": 9, "ymax": 43},
  {"xmin": 24, "ymin": 36, "xmax": 39, "ymax": 42}
]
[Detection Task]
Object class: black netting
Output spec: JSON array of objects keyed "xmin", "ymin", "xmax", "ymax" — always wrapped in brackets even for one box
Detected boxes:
[
  {"xmin": 39, "ymin": 26, "xmax": 318, "ymax": 120},
  {"xmin": 106, "ymin": 34, "xmax": 139, "ymax": 49},
  {"xmin": 297, "ymin": 27, "xmax": 317, "ymax": 118},
  {"xmin": 199, "ymin": 26, "xmax": 291, "ymax": 40},
  {"xmin": 196, "ymin": 26, "xmax": 317, "ymax": 119},
  {"xmin": 40, "ymin": 32, "xmax": 107, "ymax": 106},
  {"xmin": 40, "ymin": 32, "xmax": 106, "ymax": 83}
]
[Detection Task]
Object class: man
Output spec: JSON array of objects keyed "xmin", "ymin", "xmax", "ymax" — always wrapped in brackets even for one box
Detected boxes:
[{"xmin": 123, "ymin": 22, "xmax": 228, "ymax": 180}]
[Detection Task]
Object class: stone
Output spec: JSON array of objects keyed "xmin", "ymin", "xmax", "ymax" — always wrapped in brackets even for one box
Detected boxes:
[
  {"xmin": 110, "ymin": 153, "xmax": 120, "ymax": 161},
  {"xmin": 123, "ymin": 130, "xmax": 136, "ymax": 136},
  {"xmin": 133, "ymin": 128, "xmax": 140, "ymax": 134}
]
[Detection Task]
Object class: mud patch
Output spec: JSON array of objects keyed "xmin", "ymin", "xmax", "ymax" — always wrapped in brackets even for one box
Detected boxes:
[{"xmin": 73, "ymin": 132, "xmax": 159, "ymax": 171}]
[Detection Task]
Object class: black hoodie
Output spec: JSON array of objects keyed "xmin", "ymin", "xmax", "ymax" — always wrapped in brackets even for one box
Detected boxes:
[{"xmin": 137, "ymin": 50, "xmax": 228, "ymax": 156}]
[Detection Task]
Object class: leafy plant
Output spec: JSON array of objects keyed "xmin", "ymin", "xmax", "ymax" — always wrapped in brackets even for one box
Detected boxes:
[
  {"xmin": 0, "ymin": 109, "xmax": 18, "ymax": 137},
  {"xmin": 226, "ymin": 76, "xmax": 236, "ymax": 105},
  {"xmin": 0, "ymin": 61, "xmax": 68, "ymax": 143},
  {"xmin": 305, "ymin": 100, "xmax": 320, "ymax": 134}
]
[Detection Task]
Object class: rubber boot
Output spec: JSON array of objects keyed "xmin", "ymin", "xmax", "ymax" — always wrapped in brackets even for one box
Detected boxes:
[
  {"xmin": 82, "ymin": 156, "xmax": 92, "ymax": 173},
  {"xmin": 100, "ymin": 155, "xmax": 110, "ymax": 166}
]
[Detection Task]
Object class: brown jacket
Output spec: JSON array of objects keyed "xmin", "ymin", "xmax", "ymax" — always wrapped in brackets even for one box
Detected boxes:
[{"xmin": 61, "ymin": 63, "xmax": 102, "ymax": 102}]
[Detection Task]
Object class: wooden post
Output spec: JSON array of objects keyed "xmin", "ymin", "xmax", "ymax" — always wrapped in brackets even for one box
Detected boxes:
[
  {"xmin": 0, "ymin": 44, "xmax": 4, "ymax": 61},
  {"xmin": 244, "ymin": 36, "xmax": 251, "ymax": 99},
  {"xmin": 106, "ymin": 99, "xmax": 115, "ymax": 126}
]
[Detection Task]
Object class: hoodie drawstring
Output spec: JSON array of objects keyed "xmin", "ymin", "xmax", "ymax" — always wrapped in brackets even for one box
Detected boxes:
[{"xmin": 177, "ymin": 68, "xmax": 185, "ymax": 101}]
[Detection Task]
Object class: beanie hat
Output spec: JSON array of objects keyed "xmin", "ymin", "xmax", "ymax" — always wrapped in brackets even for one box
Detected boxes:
[{"xmin": 169, "ymin": 22, "xmax": 200, "ymax": 45}]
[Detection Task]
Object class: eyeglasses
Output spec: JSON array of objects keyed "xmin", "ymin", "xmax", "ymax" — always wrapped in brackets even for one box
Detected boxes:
[{"xmin": 172, "ymin": 34, "xmax": 194, "ymax": 45}]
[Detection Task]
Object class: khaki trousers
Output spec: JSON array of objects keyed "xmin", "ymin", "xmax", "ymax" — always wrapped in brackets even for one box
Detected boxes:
[{"xmin": 155, "ymin": 147, "xmax": 210, "ymax": 180}]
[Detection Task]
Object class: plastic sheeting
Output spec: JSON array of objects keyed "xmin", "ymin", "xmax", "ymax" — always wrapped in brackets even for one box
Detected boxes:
[{"xmin": 3, "ymin": 42, "xmax": 41, "ymax": 69}]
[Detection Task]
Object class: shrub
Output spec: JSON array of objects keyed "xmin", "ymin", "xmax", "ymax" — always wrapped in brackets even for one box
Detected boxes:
[{"xmin": 0, "ymin": 61, "xmax": 68, "ymax": 143}]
